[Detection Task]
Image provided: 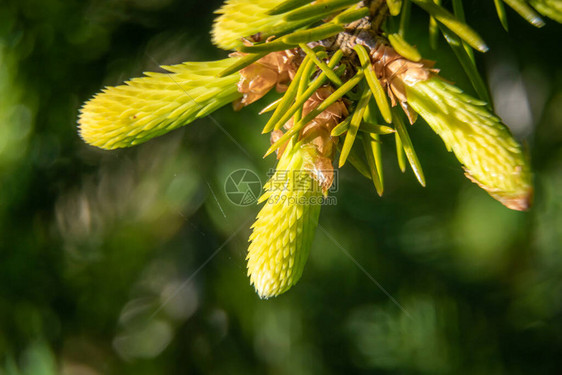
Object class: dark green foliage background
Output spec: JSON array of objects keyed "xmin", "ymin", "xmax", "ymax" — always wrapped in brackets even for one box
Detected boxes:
[{"xmin": 1, "ymin": 0, "xmax": 561, "ymax": 374}]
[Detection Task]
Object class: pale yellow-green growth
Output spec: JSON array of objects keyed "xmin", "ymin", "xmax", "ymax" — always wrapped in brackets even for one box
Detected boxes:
[
  {"xmin": 212, "ymin": 0, "xmax": 307, "ymax": 50},
  {"xmin": 247, "ymin": 142, "xmax": 322, "ymax": 298},
  {"xmin": 79, "ymin": 58, "xmax": 241, "ymax": 149},
  {"xmin": 406, "ymin": 78, "xmax": 532, "ymax": 210},
  {"xmin": 528, "ymin": 0, "xmax": 562, "ymax": 22}
]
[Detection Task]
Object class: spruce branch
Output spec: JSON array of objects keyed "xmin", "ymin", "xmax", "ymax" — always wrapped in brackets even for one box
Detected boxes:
[{"xmin": 76, "ymin": 0, "xmax": 561, "ymax": 297}]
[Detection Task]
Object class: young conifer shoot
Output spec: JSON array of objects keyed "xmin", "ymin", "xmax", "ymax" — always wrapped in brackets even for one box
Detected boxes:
[{"xmin": 79, "ymin": 0, "xmax": 561, "ymax": 298}]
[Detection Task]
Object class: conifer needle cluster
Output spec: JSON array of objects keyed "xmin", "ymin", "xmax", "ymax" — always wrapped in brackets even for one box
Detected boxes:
[{"xmin": 79, "ymin": 0, "xmax": 561, "ymax": 298}]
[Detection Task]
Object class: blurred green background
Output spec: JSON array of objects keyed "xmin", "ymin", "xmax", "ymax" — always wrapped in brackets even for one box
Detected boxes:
[{"xmin": 1, "ymin": 0, "xmax": 562, "ymax": 374}]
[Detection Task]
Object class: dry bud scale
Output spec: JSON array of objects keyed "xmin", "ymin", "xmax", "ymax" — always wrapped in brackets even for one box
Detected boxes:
[{"xmin": 78, "ymin": 0, "xmax": 561, "ymax": 298}]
